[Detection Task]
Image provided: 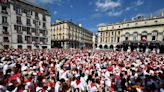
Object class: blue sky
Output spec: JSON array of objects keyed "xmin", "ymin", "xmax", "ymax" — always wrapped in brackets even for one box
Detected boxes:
[{"xmin": 32, "ymin": 0, "xmax": 164, "ymax": 33}]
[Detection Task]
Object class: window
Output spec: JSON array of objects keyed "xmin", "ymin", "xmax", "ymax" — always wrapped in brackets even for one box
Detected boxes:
[
  {"xmin": 16, "ymin": 16, "xmax": 22, "ymax": 24},
  {"xmin": 43, "ymin": 15, "xmax": 46, "ymax": 21},
  {"xmin": 26, "ymin": 10, "xmax": 32, "ymax": 17},
  {"xmin": 33, "ymin": 20, "xmax": 39, "ymax": 27},
  {"xmin": 117, "ymin": 37, "xmax": 120, "ymax": 42},
  {"xmin": 112, "ymin": 31, "xmax": 113, "ymax": 35},
  {"xmin": 35, "ymin": 12, "xmax": 39, "ymax": 19},
  {"xmin": 18, "ymin": 45, "xmax": 22, "ymax": 49},
  {"xmin": 22, "ymin": 26, "xmax": 27, "ymax": 31},
  {"xmin": 15, "ymin": 7, "xmax": 22, "ymax": 14},
  {"xmin": 3, "ymin": 26, "xmax": 8, "ymax": 34},
  {"xmin": 152, "ymin": 36, "xmax": 156, "ymax": 41},
  {"xmin": 3, "ymin": 37, "xmax": 9, "ymax": 42},
  {"xmin": 14, "ymin": 25, "xmax": 22, "ymax": 32},
  {"xmin": 118, "ymin": 31, "xmax": 120, "ymax": 35},
  {"xmin": 125, "ymin": 37, "xmax": 128, "ymax": 40},
  {"xmin": 152, "ymin": 31, "xmax": 158, "ymax": 41},
  {"xmin": 1, "ymin": 6, "xmax": 7, "ymax": 14},
  {"xmin": 17, "ymin": 35, "xmax": 23, "ymax": 43},
  {"xmin": 125, "ymin": 33, "xmax": 130, "ymax": 41},
  {"xmin": 27, "ymin": 27, "xmax": 31, "ymax": 35},
  {"xmin": 2, "ymin": 16, "xmax": 7, "ymax": 23},
  {"xmin": 141, "ymin": 31, "xmax": 147, "ymax": 41},
  {"xmin": 43, "ymin": 23, "xmax": 46, "ymax": 28},
  {"xmin": 133, "ymin": 32, "xmax": 138, "ymax": 41},
  {"xmin": 111, "ymin": 37, "xmax": 113, "ymax": 43},
  {"xmin": 26, "ymin": 18, "xmax": 31, "ymax": 26}
]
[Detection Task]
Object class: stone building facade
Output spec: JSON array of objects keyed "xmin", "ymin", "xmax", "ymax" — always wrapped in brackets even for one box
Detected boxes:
[
  {"xmin": 51, "ymin": 20, "xmax": 93, "ymax": 49},
  {"xmin": 0, "ymin": 0, "xmax": 51, "ymax": 49}
]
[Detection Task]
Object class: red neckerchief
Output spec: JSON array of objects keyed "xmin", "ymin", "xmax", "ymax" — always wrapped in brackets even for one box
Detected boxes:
[
  {"xmin": 76, "ymin": 80, "xmax": 81, "ymax": 85},
  {"xmin": 90, "ymin": 82, "xmax": 95, "ymax": 88}
]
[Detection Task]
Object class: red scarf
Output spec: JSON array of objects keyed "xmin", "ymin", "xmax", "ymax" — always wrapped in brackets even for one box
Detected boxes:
[
  {"xmin": 76, "ymin": 80, "xmax": 81, "ymax": 85},
  {"xmin": 90, "ymin": 82, "xmax": 95, "ymax": 88}
]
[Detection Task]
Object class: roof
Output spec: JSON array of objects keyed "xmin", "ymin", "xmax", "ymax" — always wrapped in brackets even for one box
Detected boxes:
[{"xmin": 19, "ymin": 0, "xmax": 47, "ymax": 11}]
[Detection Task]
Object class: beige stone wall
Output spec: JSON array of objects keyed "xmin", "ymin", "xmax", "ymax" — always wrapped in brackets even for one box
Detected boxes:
[
  {"xmin": 51, "ymin": 21, "xmax": 93, "ymax": 48},
  {"xmin": 98, "ymin": 17, "xmax": 164, "ymax": 48}
]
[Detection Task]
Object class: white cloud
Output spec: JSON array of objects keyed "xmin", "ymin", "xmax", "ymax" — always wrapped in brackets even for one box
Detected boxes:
[
  {"xmin": 125, "ymin": 7, "xmax": 132, "ymax": 11},
  {"xmin": 70, "ymin": 5, "xmax": 73, "ymax": 8},
  {"xmin": 135, "ymin": 0, "xmax": 144, "ymax": 6},
  {"xmin": 108, "ymin": 11, "xmax": 123, "ymax": 16},
  {"xmin": 91, "ymin": 13, "xmax": 102, "ymax": 19},
  {"xmin": 53, "ymin": 11, "xmax": 58, "ymax": 15},
  {"xmin": 125, "ymin": 0, "xmax": 144, "ymax": 11},
  {"xmin": 97, "ymin": 23, "xmax": 107, "ymax": 27},
  {"xmin": 96, "ymin": 0, "xmax": 121, "ymax": 12}
]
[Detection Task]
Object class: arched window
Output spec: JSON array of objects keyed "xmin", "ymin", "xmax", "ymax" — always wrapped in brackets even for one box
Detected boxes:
[
  {"xmin": 104, "ymin": 45, "xmax": 108, "ymax": 49},
  {"xmin": 125, "ymin": 32, "xmax": 130, "ymax": 41},
  {"xmin": 133, "ymin": 32, "xmax": 138, "ymax": 41},
  {"xmin": 99, "ymin": 45, "xmax": 102, "ymax": 49},
  {"xmin": 141, "ymin": 31, "xmax": 147, "ymax": 41},
  {"xmin": 151, "ymin": 31, "xmax": 158, "ymax": 41}
]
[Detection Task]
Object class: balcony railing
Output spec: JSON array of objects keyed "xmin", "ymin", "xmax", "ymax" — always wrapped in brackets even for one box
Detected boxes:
[
  {"xmin": 1, "ymin": 10, "xmax": 8, "ymax": 14},
  {"xmin": 3, "ymin": 31, "xmax": 9, "ymax": 35},
  {"xmin": 26, "ymin": 14, "xmax": 31, "ymax": 18},
  {"xmin": 35, "ymin": 16, "xmax": 39, "ymax": 20},
  {"xmin": 27, "ymin": 23, "xmax": 31, "ymax": 26},
  {"xmin": 27, "ymin": 41, "xmax": 32, "ymax": 44},
  {"xmin": 35, "ymin": 25, "xmax": 40, "ymax": 28},
  {"xmin": 17, "ymin": 31, "xmax": 23, "ymax": 34},
  {"xmin": 17, "ymin": 21, "xmax": 22, "ymax": 25},
  {"xmin": 3, "ymin": 40, "xmax": 9, "ymax": 42},
  {"xmin": 2, "ymin": 22, "xmax": 8, "ymax": 25},
  {"xmin": 27, "ymin": 32, "xmax": 31, "ymax": 35},
  {"xmin": 17, "ymin": 40, "xmax": 23, "ymax": 43},
  {"xmin": 36, "ymin": 33, "xmax": 40, "ymax": 36}
]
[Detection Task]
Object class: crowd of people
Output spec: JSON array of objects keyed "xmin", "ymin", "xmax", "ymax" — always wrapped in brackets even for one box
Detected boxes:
[{"xmin": 0, "ymin": 48, "xmax": 163, "ymax": 92}]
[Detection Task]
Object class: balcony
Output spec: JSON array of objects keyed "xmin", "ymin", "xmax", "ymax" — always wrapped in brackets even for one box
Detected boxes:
[
  {"xmin": 17, "ymin": 40, "xmax": 23, "ymax": 43},
  {"xmin": 3, "ymin": 31, "xmax": 9, "ymax": 36},
  {"xmin": 2, "ymin": 22, "xmax": 9, "ymax": 26},
  {"xmin": 27, "ymin": 41, "xmax": 32, "ymax": 44},
  {"xmin": 26, "ymin": 32, "xmax": 31, "ymax": 35},
  {"xmin": 36, "ymin": 32, "xmax": 40, "ymax": 36},
  {"xmin": 27, "ymin": 23, "xmax": 31, "ymax": 26},
  {"xmin": 17, "ymin": 30, "xmax": 23, "ymax": 34},
  {"xmin": 1, "ymin": 10, "xmax": 8, "ymax": 14},
  {"xmin": 26, "ymin": 14, "xmax": 31, "ymax": 18},
  {"xmin": 35, "ymin": 16, "xmax": 39, "ymax": 20},
  {"xmin": 43, "ymin": 26, "xmax": 46, "ymax": 29},
  {"xmin": 17, "ymin": 21, "xmax": 22, "ymax": 25},
  {"xmin": 35, "ymin": 25, "xmax": 40, "ymax": 28},
  {"xmin": 3, "ymin": 39, "xmax": 10, "ymax": 43}
]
